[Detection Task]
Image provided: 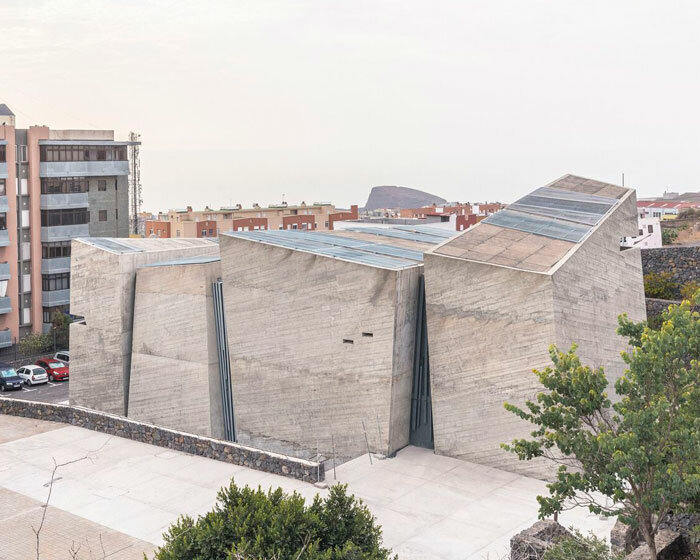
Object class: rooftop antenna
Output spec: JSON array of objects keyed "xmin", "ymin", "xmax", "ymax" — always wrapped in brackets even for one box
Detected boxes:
[
  {"xmin": 128, "ymin": 132, "xmax": 142, "ymax": 235},
  {"xmin": 621, "ymin": 172, "xmax": 625, "ymax": 187}
]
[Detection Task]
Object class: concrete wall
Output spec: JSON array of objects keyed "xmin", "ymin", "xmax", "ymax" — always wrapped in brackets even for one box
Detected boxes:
[
  {"xmin": 69, "ymin": 239, "xmax": 220, "ymax": 415},
  {"xmin": 128, "ymin": 261, "xmax": 224, "ymax": 438},
  {"xmin": 552, "ymin": 192, "xmax": 647, "ymax": 389},
  {"xmin": 87, "ymin": 175, "xmax": 129, "ymax": 238},
  {"xmin": 219, "ymin": 235, "xmax": 419, "ymax": 462},
  {"xmin": 424, "ymin": 255, "xmax": 556, "ymax": 477}
]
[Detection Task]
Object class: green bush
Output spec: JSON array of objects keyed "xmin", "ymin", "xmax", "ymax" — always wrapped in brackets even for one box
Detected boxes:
[
  {"xmin": 152, "ymin": 482, "xmax": 396, "ymax": 560},
  {"xmin": 680, "ymin": 281, "xmax": 700, "ymax": 301},
  {"xmin": 643, "ymin": 271, "xmax": 678, "ymax": 299},
  {"xmin": 661, "ymin": 228, "xmax": 678, "ymax": 245},
  {"xmin": 542, "ymin": 530, "xmax": 623, "ymax": 560},
  {"xmin": 18, "ymin": 332, "xmax": 52, "ymax": 356}
]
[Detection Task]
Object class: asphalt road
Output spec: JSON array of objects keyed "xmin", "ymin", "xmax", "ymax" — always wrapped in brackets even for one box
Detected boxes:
[{"xmin": 0, "ymin": 379, "xmax": 69, "ymax": 404}]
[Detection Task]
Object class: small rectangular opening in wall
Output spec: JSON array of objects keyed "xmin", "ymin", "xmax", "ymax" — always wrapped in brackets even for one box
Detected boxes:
[
  {"xmin": 342, "ymin": 339, "xmax": 354, "ymax": 344},
  {"xmin": 362, "ymin": 332, "xmax": 373, "ymax": 338}
]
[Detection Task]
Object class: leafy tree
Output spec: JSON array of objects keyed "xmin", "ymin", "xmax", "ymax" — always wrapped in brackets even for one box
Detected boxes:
[
  {"xmin": 542, "ymin": 530, "xmax": 622, "ymax": 560},
  {"xmin": 152, "ymin": 482, "xmax": 396, "ymax": 560},
  {"xmin": 502, "ymin": 293, "xmax": 700, "ymax": 560},
  {"xmin": 50, "ymin": 311, "xmax": 71, "ymax": 349},
  {"xmin": 680, "ymin": 281, "xmax": 700, "ymax": 302},
  {"xmin": 18, "ymin": 332, "xmax": 52, "ymax": 357}
]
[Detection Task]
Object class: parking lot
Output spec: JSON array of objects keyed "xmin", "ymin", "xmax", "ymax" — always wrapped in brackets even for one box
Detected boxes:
[{"xmin": 1, "ymin": 379, "xmax": 69, "ymax": 404}]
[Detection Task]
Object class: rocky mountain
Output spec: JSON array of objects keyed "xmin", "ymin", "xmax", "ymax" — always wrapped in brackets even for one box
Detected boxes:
[{"xmin": 363, "ymin": 185, "xmax": 447, "ymax": 211}]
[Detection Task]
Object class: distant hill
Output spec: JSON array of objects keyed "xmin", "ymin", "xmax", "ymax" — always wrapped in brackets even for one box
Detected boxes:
[{"xmin": 363, "ymin": 186, "xmax": 447, "ymax": 211}]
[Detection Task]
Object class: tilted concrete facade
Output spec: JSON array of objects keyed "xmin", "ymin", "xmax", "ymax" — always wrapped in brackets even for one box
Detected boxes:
[
  {"xmin": 423, "ymin": 175, "xmax": 646, "ymax": 478},
  {"xmin": 69, "ymin": 238, "xmax": 220, "ymax": 416},
  {"xmin": 218, "ymin": 234, "xmax": 423, "ymax": 462},
  {"xmin": 127, "ymin": 259, "xmax": 224, "ymax": 438}
]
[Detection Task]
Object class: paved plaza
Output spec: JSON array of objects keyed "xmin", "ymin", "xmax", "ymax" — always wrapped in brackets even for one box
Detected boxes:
[{"xmin": 0, "ymin": 413, "xmax": 616, "ymax": 559}]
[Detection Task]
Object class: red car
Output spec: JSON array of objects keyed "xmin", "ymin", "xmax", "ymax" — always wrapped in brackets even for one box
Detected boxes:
[{"xmin": 35, "ymin": 358, "xmax": 69, "ymax": 381}]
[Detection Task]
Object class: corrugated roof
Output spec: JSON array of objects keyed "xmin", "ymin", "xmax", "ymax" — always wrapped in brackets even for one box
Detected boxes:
[
  {"xmin": 77, "ymin": 237, "xmax": 218, "ymax": 255},
  {"xmin": 222, "ymin": 228, "xmax": 435, "ymax": 270}
]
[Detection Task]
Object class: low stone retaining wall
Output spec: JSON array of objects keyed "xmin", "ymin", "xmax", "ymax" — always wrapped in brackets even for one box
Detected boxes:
[
  {"xmin": 642, "ymin": 246, "xmax": 700, "ymax": 286},
  {"xmin": 0, "ymin": 398, "xmax": 323, "ymax": 483}
]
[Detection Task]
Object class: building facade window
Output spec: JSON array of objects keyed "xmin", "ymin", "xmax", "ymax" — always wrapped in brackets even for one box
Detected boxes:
[
  {"xmin": 98, "ymin": 180, "xmax": 107, "ymax": 191},
  {"xmin": 43, "ymin": 305, "xmax": 69, "ymax": 324},
  {"xmin": 42, "ymin": 273, "xmax": 70, "ymax": 292},
  {"xmin": 98, "ymin": 210, "xmax": 107, "ymax": 221},
  {"xmin": 40, "ymin": 145, "xmax": 127, "ymax": 162},
  {"xmin": 42, "ymin": 241, "xmax": 71, "ymax": 259},
  {"xmin": 41, "ymin": 177, "xmax": 89, "ymax": 194},
  {"xmin": 0, "ymin": 213, "xmax": 6, "ymax": 230},
  {"xmin": 41, "ymin": 208, "xmax": 89, "ymax": 227},
  {"xmin": 0, "ymin": 145, "xmax": 5, "ymax": 162},
  {"xmin": 0, "ymin": 179, "xmax": 5, "ymax": 196},
  {"xmin": 648, "ymin": 225, "xmax": 654, "ymax": 233}
]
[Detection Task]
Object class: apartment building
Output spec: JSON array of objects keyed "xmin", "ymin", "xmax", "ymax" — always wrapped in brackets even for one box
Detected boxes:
[
  {"xmin": 145, "ymin": 203, "xmax": 358, "ymax": 238},
  {"xmin": 0, "ymin": 103, "xmax": 133, "ymax": 346}
]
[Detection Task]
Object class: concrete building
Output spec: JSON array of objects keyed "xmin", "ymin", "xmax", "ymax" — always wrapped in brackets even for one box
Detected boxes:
[
  {"xmin": 218, "ymin": 227, "xmax": 451, "ymax": 461},
  {"xmin": 423, "ymin": 174, "xmax": 646, "ymax": 477},
  {"xmin": 637, "ymin": 200, "xmax": 700, "ymax": 219},
  {"xmin": 69, "ymin": 238, "xmax": 220, "ymax": 416},
  {"xmin": 145, "ymin": 203, "xmax": 359, "ymax": 238},
  {"xmin": 0, "ymin": 103, "xmax": 134, "ymax": 347},
  {"xmin": 67, "ymin": 175, "xmax": 646, "ymax": 479}
]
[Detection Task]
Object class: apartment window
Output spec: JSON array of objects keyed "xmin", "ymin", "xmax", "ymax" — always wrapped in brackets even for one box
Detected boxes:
[
  {"xmin": 41, "ymin": 177, "xmax": 88, "ymax": 194},
  {"xmin": 42, "ymin": 241, "xmax": 71, "ymax": 259},
  {"xmin": 40, "ymin": 145, "xmax": 127, "ymax": 162},
  {"xmin": 648, "ymin": 225, "xmax": 654, "ymax": 233},
  {"xmin": 0, "ymin": 179, "xmax": 5, "ymax": 196},
  {"xmin": 43, "ymin": 305, "xmax": 69, "ymax": 324},
  {"xmin": 98, "ymin": 180, "xmax": 107, "ymax": 191},
  {"xmin": 42, "ymin": 273, "xmax": 70, "ymax": 292},
  {"xmin": 292, "ymin": 224, "xmax": 298, "ymax": 229},
  {"xmin": 209, "ymin": 229, "xmax": 214, "ymax": 236},
  {"xmin": 201, "ymin": 230, "xmax": 207, "ymax": 237},
  {"xmin": 325, "ymin": 221, "xmax": 329, "ymax": 228},
  {"xmin": 41, "ymin": 208, "xmax": 89, "ymax": 227},
  {"xmin": 0, "ymin": 145, "xmax": 5, "ymax": 163},
  {"xmin": 98, "ymin": 210, "xmax": 107, "ymax": 222},
  {"xmin": 638, "ymin": 229, "xmax": 643, "ymax": 236},
  {"xmin": 653, "ymin": 211, "xmax": 661, "ymax": 218},
  {"xmin": 0, "ymin": 213, "xmax": 6, "ymax": 231}
]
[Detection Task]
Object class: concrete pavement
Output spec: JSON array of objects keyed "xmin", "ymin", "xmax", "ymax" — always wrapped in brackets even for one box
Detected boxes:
[{"xmin": 0, "ymin": 414, "xmax": 617, "ymax": 559}]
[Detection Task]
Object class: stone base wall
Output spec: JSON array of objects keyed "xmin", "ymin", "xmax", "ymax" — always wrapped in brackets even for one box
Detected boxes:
[
  {"xmin": 0, "ymin": 398, "xmax": 323, "ymax": 483},
  {"xmin": 642, "ymin": 247, "xmax": 700, "ymax": 286}
]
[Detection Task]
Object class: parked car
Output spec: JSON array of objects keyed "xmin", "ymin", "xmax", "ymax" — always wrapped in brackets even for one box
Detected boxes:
[
  {"xmin": 54, "ymin": 350, "xmax": 69, "ymax": 364},
  {"xmin": 36, "ymin": 358, "xmax": 69, "ymax": 382},
  {"xmin": 17, "ymin": 365, "xmax": 49, "ymax": 386},
  {"xmin": 0, "ymin": 363, "xmax": 22, "ymax": 392}
]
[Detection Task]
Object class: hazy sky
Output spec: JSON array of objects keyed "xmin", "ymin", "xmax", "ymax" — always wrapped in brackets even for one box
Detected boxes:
[{"xmin": 1, "ymin": 1, "xmax": 698, "ymax": 211}]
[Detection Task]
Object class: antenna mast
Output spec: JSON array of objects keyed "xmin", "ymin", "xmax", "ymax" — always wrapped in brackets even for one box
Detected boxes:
[{"xmin": 128, "ymin": 131, "xmax": 142, "ymax": 235}]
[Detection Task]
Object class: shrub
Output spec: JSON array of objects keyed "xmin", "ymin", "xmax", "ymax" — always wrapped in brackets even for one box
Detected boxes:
[
  {"xmin": 542, "ymin": 530, "xmax": 622, "ymax": 560},
  {"xmin": 643, "ymin": 271, "xmax": 678, "ymax": 299},
  {"xmin": 18, "ymin": 332, "xmax": 52, "ymax": 356},
  {"xmin": 680, "ymin": 280, "xmax": 700, "ymax": 301},
  {"xmin": 152, "ymin": 482, "xmax": 396, "ymax": 560},
  {"xmin": 661, "ymin": 228, "xmax": 678, "ymax": 245}
]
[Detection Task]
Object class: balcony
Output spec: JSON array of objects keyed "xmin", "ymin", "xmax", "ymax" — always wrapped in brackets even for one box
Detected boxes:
[
  {"xmin": 0, "ymin": 162, "xmax": 7, "ymax": 179},
  {"xmin": 0, "ymin": 262, "xmax": 9, "ymax": 281},
  {"xmin": 0, "ymin": 297, "xmax": 11, "ymax": 314},
  {"xmin": 0, "ymin": 229, "xmax": 9, "ymax": 247},
  {"xmin": 40, "ymin": 193, "xmax": 88, "ymax": 210},
  {"xmin": 41, "ymin": 223, "xmax": 89, "ymax": 242},
  {"xmin": 0, "ymin": 329, "xmax": 12, "ymax": 348},
  {"xmin": 41, "ymin": 257, "xmax": 71, "ymax": 274},
  {"xmin": 40, "ymin": 161, "xmax": 129, "ymax": 177},
  {"xmin": 42, "ymin": 289, "xmax": 70, "ymax": 307}
]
